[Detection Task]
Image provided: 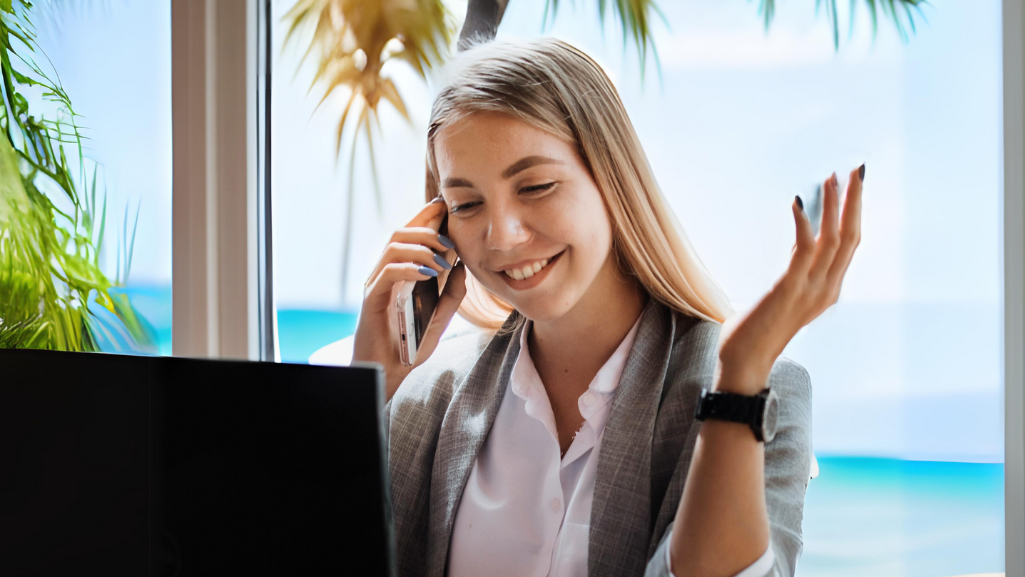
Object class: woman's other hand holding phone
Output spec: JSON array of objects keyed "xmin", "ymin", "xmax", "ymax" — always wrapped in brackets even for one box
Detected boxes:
[{"xmin": 353, "ymin": 198, "xmax": 467, "ymax": 402}]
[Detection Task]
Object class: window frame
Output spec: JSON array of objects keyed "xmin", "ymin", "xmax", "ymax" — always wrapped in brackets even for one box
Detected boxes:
[
  {"xmin": 171, "ymin": 0, "xmax": 275, "ymax": 360},
  {"xmin": 1003, "ymin": 0, "xmax": 1025, "ymax": 572}
]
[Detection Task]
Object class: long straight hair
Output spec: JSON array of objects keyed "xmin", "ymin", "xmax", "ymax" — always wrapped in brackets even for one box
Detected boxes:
[{"xmin": 426, "ymin": 38, "xmax": 733, "ymax": 329}]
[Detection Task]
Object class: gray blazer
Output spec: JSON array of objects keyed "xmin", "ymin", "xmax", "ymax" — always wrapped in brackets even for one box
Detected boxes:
[{"xmin": 384, "ymin": 298, "xmax": 813, "ymax": 577}]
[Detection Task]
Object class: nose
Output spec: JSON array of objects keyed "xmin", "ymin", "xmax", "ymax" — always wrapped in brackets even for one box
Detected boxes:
[{"xmin": 484, "ymin": 206, "xmax": 531, "ymax": 253}]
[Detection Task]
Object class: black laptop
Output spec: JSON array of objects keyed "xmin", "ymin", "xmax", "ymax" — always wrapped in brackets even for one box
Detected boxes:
[{"xmin": 0, "ymin": 349, "xmax": 394, "ymax": 577}]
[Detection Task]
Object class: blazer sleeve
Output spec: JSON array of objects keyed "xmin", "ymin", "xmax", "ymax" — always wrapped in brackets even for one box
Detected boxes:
[
  {"xmin": 643, "ymin": 357, "xmax": 813, "ymax": 577},
  {"xmin": 763, "ymin": 357, "xmax": 813, "ymax": 576}
]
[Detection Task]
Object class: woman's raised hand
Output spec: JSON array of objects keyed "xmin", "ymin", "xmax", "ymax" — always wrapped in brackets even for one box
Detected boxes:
[
  {"xmin": 352, "ymin": 198, "xmax": 467, "ymax": 401},
  {"xmin": 715, "ymin": 166, "xmax": 864, "ymax": 394}
]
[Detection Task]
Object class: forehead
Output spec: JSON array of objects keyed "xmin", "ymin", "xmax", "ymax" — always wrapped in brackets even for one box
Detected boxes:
[{"xmin": 433, "ymin": 112, "xmax": 575, "ymax": 175}]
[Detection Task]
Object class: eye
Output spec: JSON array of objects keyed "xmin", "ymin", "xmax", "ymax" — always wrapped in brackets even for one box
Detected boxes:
[
  {"xmin": 520, "ymin": 181, "xmax": 557, "ymax": 195},
  {"xmin": 450, "ymin": 201, "xmax": 481, "ymax": 214}
]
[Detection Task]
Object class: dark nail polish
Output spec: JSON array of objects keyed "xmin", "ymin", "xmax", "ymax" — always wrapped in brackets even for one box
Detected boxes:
[
  {"xmin": 433, "ymin": 253, "xmax": 452, "ymax": 270},
  {"xmin": 859, "ymin": 163, "xmax": 866, "ymax": 182},
  {"xmin": 438, "ymin": 234, "xmax": 455, "ymax": 249},
  {"xmin": 795, "ymin": 195, "xmax": 804, "ymax": 211},
  {"xmin": 417, "ymin": 265, "xmax": 438, "ymax": 278}
]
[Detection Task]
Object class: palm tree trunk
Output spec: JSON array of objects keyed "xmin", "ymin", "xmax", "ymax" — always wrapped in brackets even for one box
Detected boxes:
[{"xmin": 458, "ymin": 0, "xmax": 509, "ymax": 50}]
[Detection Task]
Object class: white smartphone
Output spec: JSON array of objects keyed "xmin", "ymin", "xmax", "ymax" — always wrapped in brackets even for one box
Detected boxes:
[
  {"xmin": 396, "ymin": 215, "xmax": 449, "ymax": 366},
  {"xmin": 396, "ymin": 276, "xmax": 441, "ymax": 366}
]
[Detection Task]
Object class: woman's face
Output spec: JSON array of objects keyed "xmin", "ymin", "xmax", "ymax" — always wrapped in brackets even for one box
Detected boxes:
[{"xmin": 435, "ymin": 112, "xmax": 616, "ymax": 322}]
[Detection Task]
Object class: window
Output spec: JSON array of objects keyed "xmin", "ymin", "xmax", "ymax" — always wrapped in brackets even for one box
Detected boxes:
[
  {"xmin": 0, "ymin": 2, "xmax": 173, "ymax": 355},
  {"xmin": 269, "ymin": 0, "xmax": 1004, "ymax": 573}
]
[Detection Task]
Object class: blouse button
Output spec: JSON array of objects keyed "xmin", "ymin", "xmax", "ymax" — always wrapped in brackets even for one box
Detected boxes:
[
  {"xmin": 550, "ymin": 498, "xmax": 561, "ymax": 514},
  {"xmin": 582, "ymin": 392, "xmax": 596, "ymax": 407}
]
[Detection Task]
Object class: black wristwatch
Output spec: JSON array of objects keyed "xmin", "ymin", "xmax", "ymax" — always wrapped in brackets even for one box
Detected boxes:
[{"xmin": 694, "ymin": 388, "xmax": 780, "ymax": 443}]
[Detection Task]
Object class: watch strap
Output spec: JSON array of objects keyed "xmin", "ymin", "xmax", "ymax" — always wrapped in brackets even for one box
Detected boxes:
[{"xmin": 694, "ymin": 389, "xmax": 767, "ymax": 440}]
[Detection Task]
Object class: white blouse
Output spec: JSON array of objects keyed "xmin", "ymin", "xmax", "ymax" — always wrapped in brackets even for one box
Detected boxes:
[{"xmin": 446, "ymin": 317, "xmax": 774, "ymax": 577}]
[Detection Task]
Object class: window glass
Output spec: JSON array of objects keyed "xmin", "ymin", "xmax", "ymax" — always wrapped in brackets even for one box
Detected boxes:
[
  {"xmin": 0, "ymin": 2, "xmax": 172, "ymax": 355},
  {"xmin": 270, "ymin": 1, "xmax": 1003, "ymax": 573}
]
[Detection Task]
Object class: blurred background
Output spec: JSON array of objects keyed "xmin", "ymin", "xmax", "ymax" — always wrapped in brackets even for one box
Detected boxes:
[{"xmin": 4, "ymin": 0, "xmax": 1004, "ymax": 575}]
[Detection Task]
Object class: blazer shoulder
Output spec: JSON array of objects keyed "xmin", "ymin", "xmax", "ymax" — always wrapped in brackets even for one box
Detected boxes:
[
  {"xmin": 769, "ymin": 355, "xmax": 813, "ymax": 404},
  {"xmin": 674, "ymin": 316, "xmax": 722, "ymax": 351},
  {"xmin": 665, "ymin": 313, "xmax": 722, "ymax": 382},
  {"xmin": 392, "ymin": 327, "xmax": 494, "ymax": 409}
]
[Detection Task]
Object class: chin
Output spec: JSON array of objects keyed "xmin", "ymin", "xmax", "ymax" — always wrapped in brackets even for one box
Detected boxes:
[{"xmin": 503, "ymin": 292, "xmax": 578, "ymax": 323}]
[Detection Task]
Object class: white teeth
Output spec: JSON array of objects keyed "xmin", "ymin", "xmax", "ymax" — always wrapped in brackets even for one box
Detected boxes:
[{"xmin": 504, "ymin": 257, "xmax": 551, "ymax": 280}]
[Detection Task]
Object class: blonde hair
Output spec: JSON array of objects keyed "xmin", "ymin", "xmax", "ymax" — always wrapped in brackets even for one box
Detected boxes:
[{"xmin": 426, "ymin": 38, "xmax": 733, "ymax": 329}]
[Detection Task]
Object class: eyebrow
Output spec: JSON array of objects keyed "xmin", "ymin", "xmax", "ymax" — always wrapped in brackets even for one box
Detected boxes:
[
  {"xmin": 502, "ymin": 155, "xmax": 564, "ymax": 179},
  {"xmin": 442, "ymin": 177, "xmax": 474, "ymax": 188},
  {"xmin": 441, "ymin": 155, "xmax": 565, "ymax": 189}
]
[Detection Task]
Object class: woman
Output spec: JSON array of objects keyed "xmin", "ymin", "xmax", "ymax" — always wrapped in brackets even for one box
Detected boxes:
[{"xmin": 353, "ymin": 38, "xmax": 862, "ymax": 577}]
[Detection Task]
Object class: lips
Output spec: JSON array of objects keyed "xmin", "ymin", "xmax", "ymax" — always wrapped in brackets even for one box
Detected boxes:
[{"xmin": 496, "ymin": 250, "xmax": 564, "ymax": 290}]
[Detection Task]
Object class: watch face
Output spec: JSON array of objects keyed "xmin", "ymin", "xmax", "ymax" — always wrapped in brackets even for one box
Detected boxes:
[{"xmin": 762, "ymin": 390, "xmax": 780, "ymax": 443}]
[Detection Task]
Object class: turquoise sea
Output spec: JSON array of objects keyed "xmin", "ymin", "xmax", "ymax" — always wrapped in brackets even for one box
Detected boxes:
[
  {"xmin": 801, "ymin": 457, "xmax": 1003, "ymax": 576},
  {"xmin": 115, "ymin": 290, "xmax": 1007, "ymax": 576}
]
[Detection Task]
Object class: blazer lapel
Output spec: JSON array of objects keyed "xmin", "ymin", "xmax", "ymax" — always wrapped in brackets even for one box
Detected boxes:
[
  {"xmin": 426, "ymin": 313, "xmax": 524, "ymax": 577},
  {"xmin": 589, "ymin": 300, "xmax": 676, "ymax": 577}
]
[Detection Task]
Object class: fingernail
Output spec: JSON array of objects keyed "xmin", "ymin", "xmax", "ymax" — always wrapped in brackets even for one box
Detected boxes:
[
  {"xmin": 433, "ymin": 253, "xmax": 452, "ymax": 270},
  {"xmin": 438, "ymin": 234, "xmax": 455, "ymax": 249},
  {"xmin": 429, "ymin": 196, "xmax": 446, "ymax": 205},
  {"xmin": 417, "ymin": 265, "xmax": 438, "ymax": 277},
  {"xmin": 859, "ymin": 163, "xmax": 866, "ymax": 182},
  {"xmin": 831, "ymin": 172, "xmax": 838, "ymax": 187},
  {"xmin": 795, "ymin": 195, "xmax": 804, "ymax": 211}
]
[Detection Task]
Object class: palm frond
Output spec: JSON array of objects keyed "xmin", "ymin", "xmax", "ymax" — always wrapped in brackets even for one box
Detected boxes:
[
  {"xmin": 543, "ymin": 0, "xmax": 665, "ymax": 72},
  {"xmin": 283, "ymin": 0, "xmax": 455, "ymax": 159},
  {"xmin": 758, "ymin": 0, "xmax": 928, "ymax": 49},
  {"xmin": 283, "ymin": 0, "xmax": 456, "ymax": 300}
]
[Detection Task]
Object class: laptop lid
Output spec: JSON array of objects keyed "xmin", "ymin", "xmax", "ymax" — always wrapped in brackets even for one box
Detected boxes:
[{"xmin": 0, "ymin": 349, "xmax": 394, "ymax": 577}]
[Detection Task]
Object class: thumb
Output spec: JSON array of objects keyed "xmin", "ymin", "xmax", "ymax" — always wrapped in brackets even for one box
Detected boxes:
[{"xmin": 414, "ymin": 261, "xmax": 468, "ymax": 366}]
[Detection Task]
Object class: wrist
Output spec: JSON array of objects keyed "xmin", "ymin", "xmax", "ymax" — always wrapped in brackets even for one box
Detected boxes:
[{"xmin": 714, "ymin": 358, "xmax": 771, "ymax": 395}]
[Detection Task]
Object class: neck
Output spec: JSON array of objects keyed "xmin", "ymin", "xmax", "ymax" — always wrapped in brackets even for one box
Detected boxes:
[{"xmin": 528, "ymin": 257, "xmax": 648, "ymax": 386}]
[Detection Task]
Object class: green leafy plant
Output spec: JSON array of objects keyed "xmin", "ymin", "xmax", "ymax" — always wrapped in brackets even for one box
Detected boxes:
[{"xmin": 0, "ymin": 0, "xmax": 154, "ymax": 352}]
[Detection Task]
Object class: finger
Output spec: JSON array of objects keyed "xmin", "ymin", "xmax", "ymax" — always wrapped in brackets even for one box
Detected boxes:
[
  {"xmin": 367, "ymin": 242, "xmax": 452, "ymax": 288},
  {"xmin": 364, "ymin": 262, "xmax": 438, "ymax": 306},
  {"xmin": 405, "ymin": 197, "xmax": 448, "ymax": 229},
  {"xmin": 809, "ymin": 172, "xmax": 841, "ymax": 279},
  {"xmin": 827, "ymin": 164, "xmax": 864, "ymax": 283},
  {"xmin": 414, "ymin": 262, "xmax": 468, "ymax": 366},
  {"xmin": 390, "ymin": 227, "xmax": 455, "ymax": 253},
  {"xmin": 788, "ymin": 195, "xmax": 816, "ymax": 275}
]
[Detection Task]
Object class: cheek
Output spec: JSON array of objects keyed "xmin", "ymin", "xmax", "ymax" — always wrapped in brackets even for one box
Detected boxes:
[
  {"xmin": 446, "ymin": 218, "xmax": 483, "ymax": 264},
  {"xmin": 547, "ymin": 187, "xmax": 613, "ymax": 256}
]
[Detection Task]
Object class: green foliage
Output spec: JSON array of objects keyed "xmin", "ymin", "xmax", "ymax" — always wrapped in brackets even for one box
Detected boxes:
[
  {"xmin": 0, "ymin": 0, "xmax": 154, "ymax": 352},
  {"xmin": 757, "ymin": 0, "xmax": 928, "ymax": 49},
  {"xmin": 543, "ymin": 0, "xmax": 665, "ymax": 71}
]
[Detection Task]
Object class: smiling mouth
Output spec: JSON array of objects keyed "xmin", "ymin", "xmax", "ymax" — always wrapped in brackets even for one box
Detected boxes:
[{"xmin": 501, "ymin": 251, "xmax": 563, "ymax": 280}]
